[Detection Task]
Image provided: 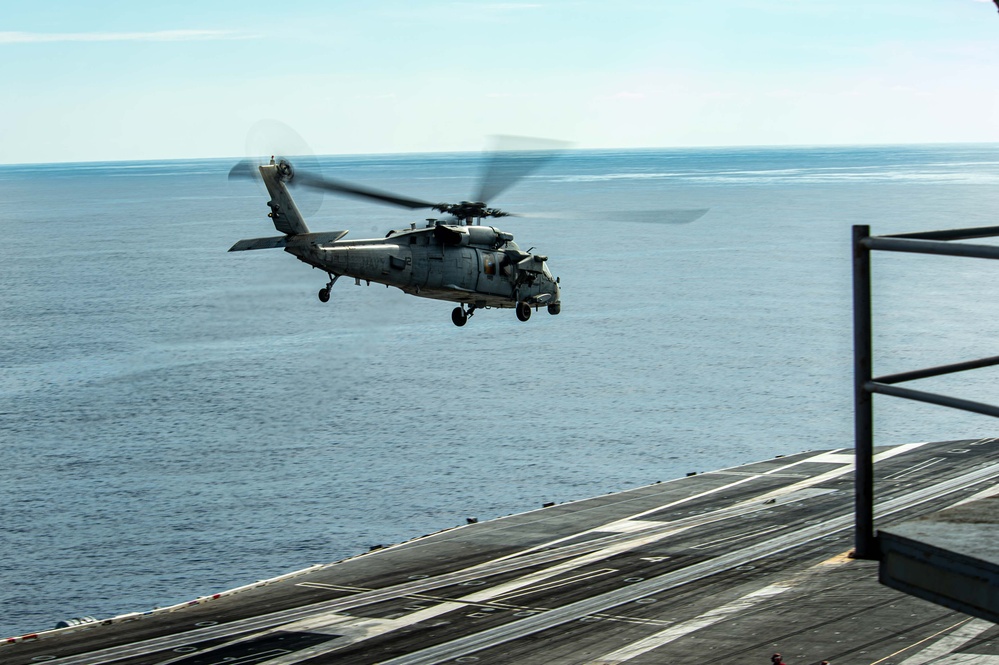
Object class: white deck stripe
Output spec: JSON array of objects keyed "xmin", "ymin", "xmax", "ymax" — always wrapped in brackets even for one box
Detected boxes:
[
  {"xmin": 899, "ymin": 619, "xmax": 996, "ymax": 665},
  {"xmin": 585, "ymin": 552, "xmax": 853, "ymax": 665}
]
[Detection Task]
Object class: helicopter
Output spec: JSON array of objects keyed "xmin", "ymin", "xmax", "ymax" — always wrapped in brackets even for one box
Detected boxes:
[{"xmin": 228, "ymin": 143, "xmax": 563, "ymax": 327}]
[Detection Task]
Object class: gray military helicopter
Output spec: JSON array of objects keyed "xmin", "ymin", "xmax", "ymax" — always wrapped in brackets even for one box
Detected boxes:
[{"xmin": 228, "ymin": 142, "xmax": 563, "ymax": 327}]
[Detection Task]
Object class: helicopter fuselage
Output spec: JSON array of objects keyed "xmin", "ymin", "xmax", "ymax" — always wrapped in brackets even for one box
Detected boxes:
[
  {"xmin": 230, "ymin": 161, "xmax": 560, "ymax": 325},
  {"xmin": 290, "ymin": 222, "xmax": 560, "ymax": 311}
]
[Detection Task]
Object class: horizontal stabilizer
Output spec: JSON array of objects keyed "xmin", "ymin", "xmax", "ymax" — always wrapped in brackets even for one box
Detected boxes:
[
  {"xmin": 229, "ymin": 231, "xmax": 349, "ymax": 252},
  {"xmin": 230, "ymin": 236, "xmax": 288, "ymax": 251}
]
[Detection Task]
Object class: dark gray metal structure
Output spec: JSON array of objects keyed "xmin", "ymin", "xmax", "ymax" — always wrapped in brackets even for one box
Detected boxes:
[{"xmin": 852, "ymin": 224, "xmax": 999, "ymax": 558}]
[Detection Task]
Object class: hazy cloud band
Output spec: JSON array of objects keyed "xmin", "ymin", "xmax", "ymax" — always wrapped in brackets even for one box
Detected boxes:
[{"xmin": 0, "ymin": 29, "xmax": 254, "ymax": 44}]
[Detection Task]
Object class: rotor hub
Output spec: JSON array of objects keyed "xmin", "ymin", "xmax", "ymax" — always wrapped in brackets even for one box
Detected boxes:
[
  {"xmin": 276, "ymin": 159, "xmax": 295, "ymax": 182},
  {"xmin": 434, "ymin": 201, "xmax": 508, "ymax": 222}
]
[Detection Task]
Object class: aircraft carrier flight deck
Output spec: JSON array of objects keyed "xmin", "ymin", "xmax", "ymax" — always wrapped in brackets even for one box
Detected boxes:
[{"xmin": 4, "ymin": 438, "xmax": 999, "ymax": 665}]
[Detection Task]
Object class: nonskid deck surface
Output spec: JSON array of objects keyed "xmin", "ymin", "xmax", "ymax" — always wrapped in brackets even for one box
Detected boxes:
[{"xmin": 6, "ymin": 439, "xmax": 999, "ymax": 665}]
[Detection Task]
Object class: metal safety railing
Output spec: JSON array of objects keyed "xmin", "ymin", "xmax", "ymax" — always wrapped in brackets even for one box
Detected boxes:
[{"xmin": 852, "ymin": 224, "xmax": 999, "ymax": 559}]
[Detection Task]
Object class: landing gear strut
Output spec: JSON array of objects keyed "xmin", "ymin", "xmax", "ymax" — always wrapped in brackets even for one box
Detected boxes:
[
  {"xmin": 318, "ymin": 273, "xmax": 340, "ymax": 303},
  {"xmin": 451, "ymin": 305, "xmax": 476, "ymax": 327}
]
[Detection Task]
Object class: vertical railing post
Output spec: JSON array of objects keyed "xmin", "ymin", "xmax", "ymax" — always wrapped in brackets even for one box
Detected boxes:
[{"xmin": 852, "ymin": 225, "xmax": 877, "ymax": 559}]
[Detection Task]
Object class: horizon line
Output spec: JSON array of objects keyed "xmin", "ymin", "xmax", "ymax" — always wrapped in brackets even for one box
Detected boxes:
[{"xmin": 2, "ymin": 140, "xmax": 998, "ymax": 168}]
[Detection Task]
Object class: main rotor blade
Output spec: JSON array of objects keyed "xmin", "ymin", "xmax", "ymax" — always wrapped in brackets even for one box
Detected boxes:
[
  {"xmin": 475, "ymin": 135, "xmax": 571, "ymax": 204},
  {"xmin": 295, "ymin": 172, "xmax": 437, "ymax": 210},
  {"xmin": 603, "ymin": 209, "xmax": 710, "ymax": 225},
  {"xmin": 517, "ymin": 208, "xmax": 710, "ymax": 225}
]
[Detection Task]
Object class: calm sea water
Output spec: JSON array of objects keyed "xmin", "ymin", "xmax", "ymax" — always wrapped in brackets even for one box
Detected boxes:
[{"xmin": 3, "ymin": 144, "xmax": 999, "ymax": 636}]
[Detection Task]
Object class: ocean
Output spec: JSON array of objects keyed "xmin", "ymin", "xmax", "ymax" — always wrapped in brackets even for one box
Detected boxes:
[{"xmin": 3, "ymin": 144, "xmax": 999, "ymax": 636}]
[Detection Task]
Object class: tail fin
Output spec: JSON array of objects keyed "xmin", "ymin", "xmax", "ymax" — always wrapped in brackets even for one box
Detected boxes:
[
  {"xmin": 260, "ymin": 161, "xmax": 310, "ymax": 236},
  {"xmin": 231, "ymin": 161, "xmax": 351, "ymax": 251}
]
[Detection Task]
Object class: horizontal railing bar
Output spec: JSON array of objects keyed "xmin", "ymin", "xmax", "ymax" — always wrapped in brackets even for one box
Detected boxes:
[
  {"xmin": 884, "ymin": 226, "xmax": 999, "ymax": 241},
  {"xmin": 866, "ymin": 382, "xmax": 999, "ymax": 419},
  {"xmin": 863, "ymin": 236, "xmax": 999, "ymax": 260},
  {"xmin": 874, "ymin": 355, "xmax": 999, "ymax": 385}
]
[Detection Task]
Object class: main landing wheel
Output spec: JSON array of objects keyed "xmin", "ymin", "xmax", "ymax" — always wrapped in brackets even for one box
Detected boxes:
[
  {"xmin": 548, "ymin": 303, "xmax": 560, "ymax": 315},
  {"xmin": 451, "ymin": 307, "xmax": 468, "ymax": 327},
  {"xmin": 516, "ymin": 301, "xmax": 532, "ymax": 322}
]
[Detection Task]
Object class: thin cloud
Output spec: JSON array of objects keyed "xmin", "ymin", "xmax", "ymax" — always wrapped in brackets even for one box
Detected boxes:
[
  {"xmin": 611, "ymin": 91, "xmax": 646, "ymax": 100},
  {"xmin": 0, "ymin": 29, "xmax": 255, "ymax": 44},
  {"xmin": 452, "ymin": 3, "xmax": 543, "ymax": 9}
]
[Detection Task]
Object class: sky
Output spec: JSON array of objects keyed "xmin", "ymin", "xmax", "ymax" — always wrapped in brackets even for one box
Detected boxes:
[{"xmin": 2, "ymin": 0, "xmax": 999, "ymax": 164}]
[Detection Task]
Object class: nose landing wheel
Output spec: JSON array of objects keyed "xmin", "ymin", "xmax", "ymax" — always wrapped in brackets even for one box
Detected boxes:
[
  {"xmin": 516, "ymin": 301, "xmax": 532, "ymax": 322},
  {"xmin": 452, "ymin": 305, "xmax": 476, "ymax": 327}
]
